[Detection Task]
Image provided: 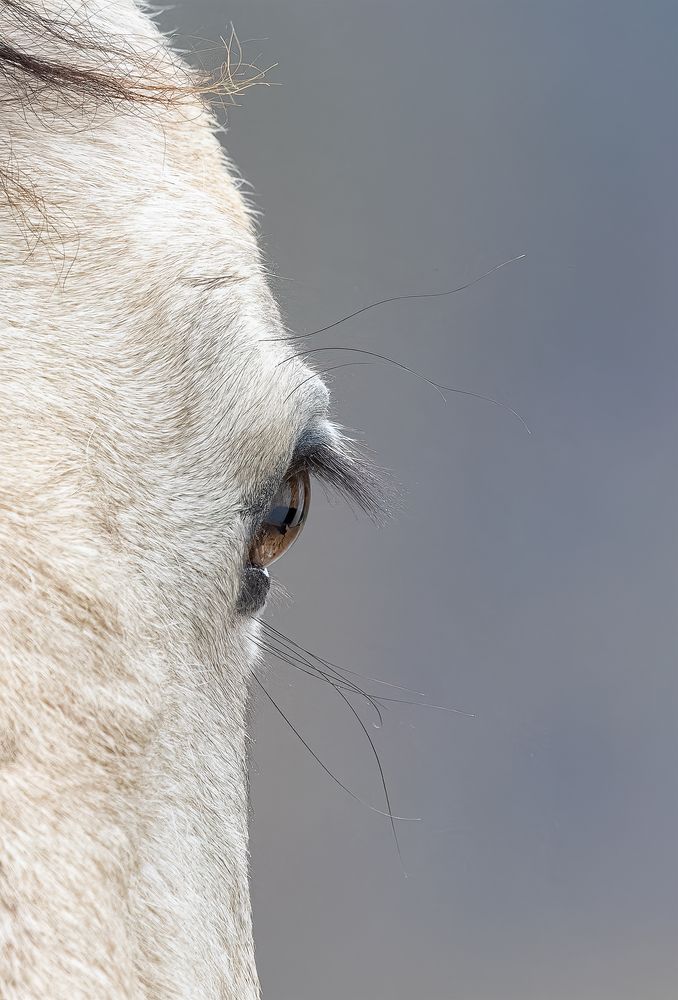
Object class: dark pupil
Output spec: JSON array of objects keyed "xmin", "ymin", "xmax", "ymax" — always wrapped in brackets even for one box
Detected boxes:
[{"xmin": 267, "ymin": 504, "xmax": 299, "ymax": 534}]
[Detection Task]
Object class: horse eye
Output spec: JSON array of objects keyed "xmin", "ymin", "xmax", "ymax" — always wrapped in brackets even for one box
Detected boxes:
[{"xmin": 249, "ymin": 469, "xmax": 311, "ymax": 567}]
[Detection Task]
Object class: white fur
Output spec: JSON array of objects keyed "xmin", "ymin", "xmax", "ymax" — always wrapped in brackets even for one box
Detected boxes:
[{"xmin": 0, "ymin": 2, "xmax": 328, "ymax": 996}]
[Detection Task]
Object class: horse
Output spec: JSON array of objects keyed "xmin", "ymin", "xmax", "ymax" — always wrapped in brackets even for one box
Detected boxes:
[{"xmin": 0, "ymin": 2, "xmax": 381, "ymax": 996}]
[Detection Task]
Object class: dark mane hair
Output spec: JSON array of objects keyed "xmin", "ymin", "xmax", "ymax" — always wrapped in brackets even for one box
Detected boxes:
[
  {"xmin": 0, "ymin": 0, "xmax": 265, "ymax": 111},
  {"xmin": 0, "ymin": 1, "xmax": 267, "ymax": 230},
  {"xmin": 0, "ymin": 0, "xmax": 192, "ymax": 106}
]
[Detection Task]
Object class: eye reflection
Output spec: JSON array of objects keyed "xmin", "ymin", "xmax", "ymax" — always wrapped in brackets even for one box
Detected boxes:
[{"xmin": 249, "ymin": 469, "xmax": 310, "ymax": 568}]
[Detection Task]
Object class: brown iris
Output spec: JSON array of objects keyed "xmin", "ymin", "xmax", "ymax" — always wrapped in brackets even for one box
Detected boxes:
[{"xmin": 249, "ymin": 469, "xmax": 310, "ymax": 568}]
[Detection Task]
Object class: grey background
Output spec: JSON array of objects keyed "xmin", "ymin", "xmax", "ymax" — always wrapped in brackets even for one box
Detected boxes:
[{"xmin": 162, "ymin": 3, "xmax": 677, "ymax": 998}]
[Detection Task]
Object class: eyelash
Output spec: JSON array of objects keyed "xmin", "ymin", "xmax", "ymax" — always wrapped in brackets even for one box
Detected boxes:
[{"xmin": 243, "ymin": 436, "xmax": 389, "ymax": 569}]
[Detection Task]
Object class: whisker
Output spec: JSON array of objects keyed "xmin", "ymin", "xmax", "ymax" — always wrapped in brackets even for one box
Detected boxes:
[
  {"xmin": 261, "ymin": 622, "xmax": 426, "ymax": 697},
  {"xmin": 256, "ymin": 628, "xmax": 407, "ymax": 866},
  {"xmin": 331, "ymin": 684, "xmax": 408, "ymax": 874},
  {"xmin": 254, "ymin": 676, "xmax": 421, "ymax": 823},
  {"xmin": 270, "ymin": 253, "xmax": 526, "ymax": 341},
  {"xmin": 251, "ymin": 632, "xmax": 385, "ymax": 728},
  {"xmin": 260, "ymin": 621, "xmax": 478, "ymax": 719},
  {"xmin": 372, "ymin": 696, "xmax": 476, "ymax": 718},
  {"xmin": 258, "ymin": 625, "xmax": 388, "ymax": 708},
  {"xmin": 279, "ymin": 347, "xmax": 530, "ymax": 433},
  {"xmin": 283, "ymin": 362, "xmax": 376, "ymax": 403},
  {"xmin": 254, "ymin": 624, "xmax": 478, "ymax": 866},
  {"xmin": 261, "ymin": 633, "xmax": 475, "ymax": 717}
]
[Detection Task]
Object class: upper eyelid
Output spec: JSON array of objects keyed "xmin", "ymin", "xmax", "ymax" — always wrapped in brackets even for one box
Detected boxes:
[
  {"xmin": 242, "ymin": 445, "xmax": 320, "ymax": 525},
  {"xmin": 243, "ymin": 463, "xmax": 307, "ymax": 524},
  {"xmin": 241, "ymin": 423, "xmax": 333, "ymax": 514},
  {"xmin": 241, "ymin": 422, "xmax": 386, "ymax": 524}
]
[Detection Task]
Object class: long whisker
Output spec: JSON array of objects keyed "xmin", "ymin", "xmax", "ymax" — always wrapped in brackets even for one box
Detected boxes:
[
  {"xmin": 256, "ymin": 627, "xmax": 407, "ymax": 866},
  {"xmin": 331, "ymin": 684, "xmax": 408, "ymax": 874},
  {"xmin": 258, "ymin": 624, "xmax": 389, "ymax": 710},
  {"xmin": 258, "ymin": 630, "xmax": 476, "ymax": 717},
  {"xmin": 372, "ymin": 696, "xmax": 476, "ymax": 717},
  {"xmin": 261, "ymin": 622, "xmax": 426, "ymax": 696},
  {"xmin": 251, "ymin": 632, "xmax": 385, "ymax": 727},
  {"xmin": 280, "ymin": 347, "xmax": 531, "ymax": 434},
  {"xmin": 270, "ymin": 253, "xmax": 526, "ymax": 341},
  {"xmin": 254, "ymin": 676, "xmax": 421, "ymax": 822},
  {"xmin": 284, "ymin": 362, "xmax": 376, "ymax": 403}
]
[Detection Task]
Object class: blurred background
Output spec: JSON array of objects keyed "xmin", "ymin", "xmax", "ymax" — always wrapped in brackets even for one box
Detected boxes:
[{"xmin": 162, "ymin": 3, "xmax": 677, "ymax": 998}]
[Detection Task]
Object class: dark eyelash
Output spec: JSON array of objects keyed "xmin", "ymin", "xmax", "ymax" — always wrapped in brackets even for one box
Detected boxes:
[
  {"xmin": 242, "ymin": 431, "xmax": 393, "ymax": 526},
  {"xmin": 299, "ymin": 439, "xmax": 392, "ymax": 520}
]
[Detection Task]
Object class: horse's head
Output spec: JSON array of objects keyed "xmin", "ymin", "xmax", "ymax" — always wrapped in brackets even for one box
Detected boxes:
[{"xmin": 0, "ymin": 3, "xmax": 378, "ymax": 995}]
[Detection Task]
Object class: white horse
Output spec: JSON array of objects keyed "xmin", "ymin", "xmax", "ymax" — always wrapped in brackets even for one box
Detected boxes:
[{"xmin": 0, "ymin": 2, "xmax": 380, "ymax": 996}]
